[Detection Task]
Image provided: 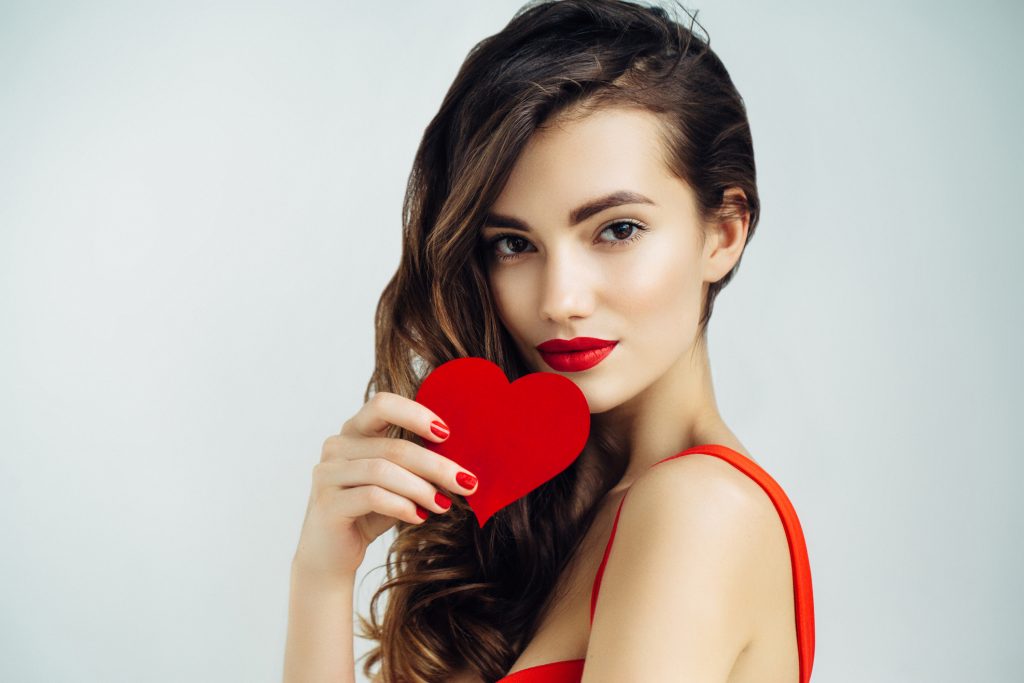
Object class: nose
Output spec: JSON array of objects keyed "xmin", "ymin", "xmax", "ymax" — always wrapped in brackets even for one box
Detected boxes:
[{"xmin": 538, "ymin": 249, "xmax": 595, "ymax": 324}]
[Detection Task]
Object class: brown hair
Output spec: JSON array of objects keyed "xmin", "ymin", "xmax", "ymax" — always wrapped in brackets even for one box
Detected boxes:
[{"xmin": 355, "ymin": 1, "xmax": 759, "ymax": 680}]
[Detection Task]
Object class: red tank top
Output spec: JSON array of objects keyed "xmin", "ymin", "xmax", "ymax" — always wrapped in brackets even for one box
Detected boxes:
[{"xmin": 494, "ymin": 444, "xmax": 815, "ymax": 682}]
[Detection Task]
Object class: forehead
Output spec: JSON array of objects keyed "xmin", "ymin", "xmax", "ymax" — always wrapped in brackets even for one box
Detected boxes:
[{"xmin": 489, "ymin": 107, "xmax": 681, "ymax": 218}]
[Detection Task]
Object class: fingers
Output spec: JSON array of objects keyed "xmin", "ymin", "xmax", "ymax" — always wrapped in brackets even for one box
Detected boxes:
[
  {"xmin": 342, "ymin": 391, "xmax": 450, "ymax": 445},
  {"xmin": 322, "ymin": 434, "xmax": 478, "ymax": 498},
  {"xmin": 329, "ymin": 391, "xmax": 479, "ymax": 497},
  {"xmin": 313, "ymin": 460, "xmax": 450, "ymax": 524}
]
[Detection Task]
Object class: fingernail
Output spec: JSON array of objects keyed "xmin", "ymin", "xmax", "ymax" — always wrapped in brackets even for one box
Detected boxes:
[
  {"xmin": 435, "ymin": 492, "xmax": 452, "ymax": 510},
  {"xmin": 415, "ymin": 505, "xmax": 430, "ymax": 520},
  {"xmin": 430, "ymin": 420, "xmax": 450, "ymax": 439},
  {"xmin": 456, "ymin": 472, "xmax": 477, "ymax": 490}
]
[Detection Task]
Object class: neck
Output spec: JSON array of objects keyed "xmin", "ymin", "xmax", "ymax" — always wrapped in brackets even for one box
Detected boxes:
[{"xmin": 586, "ymin": 334, "xmax": 735, "ymax": 494}]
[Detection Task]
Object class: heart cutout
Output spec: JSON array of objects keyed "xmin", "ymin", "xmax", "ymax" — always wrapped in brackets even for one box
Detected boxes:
[{"xmin": 414, "ymin": 357, "xmax": 591, "ymax": 528}]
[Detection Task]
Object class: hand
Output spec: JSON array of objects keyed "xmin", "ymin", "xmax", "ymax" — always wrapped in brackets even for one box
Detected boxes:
[{"xmin": 291, "ymin": 391, "xmax": 479, "ymax": 585}]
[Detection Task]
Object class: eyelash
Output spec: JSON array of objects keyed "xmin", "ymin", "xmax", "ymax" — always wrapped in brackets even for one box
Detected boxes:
[{"xmin": 486, "ymin": 219, "xmax": 649, "ymax": 263}]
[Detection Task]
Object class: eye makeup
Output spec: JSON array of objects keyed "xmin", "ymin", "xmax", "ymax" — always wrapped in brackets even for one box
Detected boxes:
[{"xmin": 486, "ymin": 219, "xmax": 649, "ymax": 263}]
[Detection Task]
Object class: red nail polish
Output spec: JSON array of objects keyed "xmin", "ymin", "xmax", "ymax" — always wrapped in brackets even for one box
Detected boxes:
[
  {"xmin": 456, "ymin": 472, "xmax": 477, "ymax": 490},
  {"xmin": 435, "ymin": 492, "xmax": 452, "ymax": 510},
  {"xmin": 415, "ymin": 505, "xmax": 429, "ymax": 520},
  {"xmin": 430, "ymin": 420, "xmax": 450, "ymax": 439}
]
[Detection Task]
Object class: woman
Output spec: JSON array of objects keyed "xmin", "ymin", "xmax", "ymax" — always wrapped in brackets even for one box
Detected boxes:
[{"xmin": 284, "ymin": 1, "xmax": 815, "ymax": 681}]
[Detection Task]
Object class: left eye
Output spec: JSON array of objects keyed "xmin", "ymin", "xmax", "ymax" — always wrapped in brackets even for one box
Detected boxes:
[{"xmin": 602, "ymin": 220, "xmax": 645, "ymax": 242}]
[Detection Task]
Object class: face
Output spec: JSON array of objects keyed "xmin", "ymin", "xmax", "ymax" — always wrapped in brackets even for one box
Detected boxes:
[{"xmin": 480, "ymin": 107, "xmax": 735, "ymax": 414}]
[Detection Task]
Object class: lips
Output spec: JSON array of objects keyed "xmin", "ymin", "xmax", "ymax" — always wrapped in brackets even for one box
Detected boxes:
[
  {"xmin": 536, "ymin": 336, "xmax": 616, "ymax": 353},
  {"xmin": 535, "ymin": 337, "xmax": 617, "ymax": 372}
]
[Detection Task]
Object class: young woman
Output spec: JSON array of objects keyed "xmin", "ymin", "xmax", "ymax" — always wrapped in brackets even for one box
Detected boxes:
[{"xmin": 284, "ymin": 1, "xmax": 815, "ymax": 682}]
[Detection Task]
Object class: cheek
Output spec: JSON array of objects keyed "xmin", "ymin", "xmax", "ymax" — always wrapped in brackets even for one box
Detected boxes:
[
  {"xmin": 613, "ymin": 241, "xmax": 700, "ymax": 328},
  {"xmin": 489, "ymin": 269, "xmax": 527, "ymax": 333}
]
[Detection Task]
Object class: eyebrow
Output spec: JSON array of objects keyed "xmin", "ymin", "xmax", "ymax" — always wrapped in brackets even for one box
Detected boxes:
[{"xmin": 482, "ymin": 190, "xmax": 656, "ymax": 232}]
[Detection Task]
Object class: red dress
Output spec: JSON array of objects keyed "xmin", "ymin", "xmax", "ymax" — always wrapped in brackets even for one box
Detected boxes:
[{"xmin": 495, "ymin": 444, "xmax": 815, "ymax": 682}]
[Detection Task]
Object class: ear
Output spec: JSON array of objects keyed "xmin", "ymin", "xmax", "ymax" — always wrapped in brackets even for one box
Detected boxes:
[{"xmin": 701, "ymin": 187, "xmax": 750, "ymax": 284}]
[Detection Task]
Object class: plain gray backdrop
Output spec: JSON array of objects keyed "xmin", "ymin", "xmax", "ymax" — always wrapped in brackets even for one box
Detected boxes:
[{"xmin": 2, "ymin": 1, "xmax": 1021, "ymax": 681}]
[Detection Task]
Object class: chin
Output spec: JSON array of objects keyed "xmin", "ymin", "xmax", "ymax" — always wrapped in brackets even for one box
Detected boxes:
[{"xmin": 572, "ymin": 382, "xmax": 627, "ymax": 415}]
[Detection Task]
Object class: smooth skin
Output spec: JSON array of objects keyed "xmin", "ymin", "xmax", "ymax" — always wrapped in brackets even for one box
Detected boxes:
[{"xmin": 481, "ymin": 105, "xmax": 751, "ymax": 493}]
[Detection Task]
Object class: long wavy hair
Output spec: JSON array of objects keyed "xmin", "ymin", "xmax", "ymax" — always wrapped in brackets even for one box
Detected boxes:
[{"xmin": 355, "ymin": 1, "xmax": 759, "ymax": 680}]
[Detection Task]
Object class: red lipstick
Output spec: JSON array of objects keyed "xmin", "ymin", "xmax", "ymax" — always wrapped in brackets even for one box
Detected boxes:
[{"xmin": 535, "ymin": 337, "xmax": 618, "ymax": 372}]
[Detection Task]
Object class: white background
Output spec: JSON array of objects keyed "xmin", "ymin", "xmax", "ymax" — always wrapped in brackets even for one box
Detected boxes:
[{"xmin": 2, "ymin": 1, "xmax": 1021, "ymax": 681}]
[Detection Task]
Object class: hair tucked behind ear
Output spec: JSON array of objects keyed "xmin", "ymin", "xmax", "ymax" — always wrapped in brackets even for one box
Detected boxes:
[{"xmin": 354, "ymin": 1, "xmax": 759, "ymax": 680}]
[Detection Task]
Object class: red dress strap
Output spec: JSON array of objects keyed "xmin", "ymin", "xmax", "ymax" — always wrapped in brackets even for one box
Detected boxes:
[{"xmin": 587, "ymin": 444, "xmax": 815, "ymax": 683}]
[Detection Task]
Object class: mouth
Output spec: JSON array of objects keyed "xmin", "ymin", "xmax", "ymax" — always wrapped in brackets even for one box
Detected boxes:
[{"xmin": 535, "ymin": 337, "xmax": 618, "ymax": 372}]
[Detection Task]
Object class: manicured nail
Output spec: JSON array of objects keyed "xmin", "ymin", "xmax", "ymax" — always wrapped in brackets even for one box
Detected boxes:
[
  {"xmin": 456, "ymin": 472, "xmax": 477, "ymax": 490},
  {"xmin": 430, "ymin": 420, "xmax": 450, "ymax": 439},
  {"xmin": 435, "ymin": 492, "xmax": 452, "ymax": 510},
  {"xmin": 415, "ymin": 505, "xmax": 429, "ymax": 520}
]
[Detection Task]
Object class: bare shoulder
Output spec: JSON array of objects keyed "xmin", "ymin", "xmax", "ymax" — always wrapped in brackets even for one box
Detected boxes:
[
  {"xmin": 624, "ymin": 451, "xmax": 791, "ymax": 601},
  {"xmin": 631, "ymin": 452, "xmax": 778, "ymax": 521},
  {"xmin": 583, "ymin": 453, "xmax": 791, "ymax": 677}
]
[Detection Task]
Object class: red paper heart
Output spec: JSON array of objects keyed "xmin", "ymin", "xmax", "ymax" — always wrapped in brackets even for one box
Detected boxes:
[{"xmin": 413, "ymin": 357, "xmax": 591, "ymax": 528}]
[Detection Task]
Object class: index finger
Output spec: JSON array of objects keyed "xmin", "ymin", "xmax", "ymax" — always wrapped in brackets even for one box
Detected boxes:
[{"xmin": 342, "ymin": 391, "xmax": 451, "ymax": 445}]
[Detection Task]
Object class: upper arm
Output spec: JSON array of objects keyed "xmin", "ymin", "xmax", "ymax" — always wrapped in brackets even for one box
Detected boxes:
[{"xmin": 581, "ymin": 454, "xmax": 780, "ymax": 682}]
